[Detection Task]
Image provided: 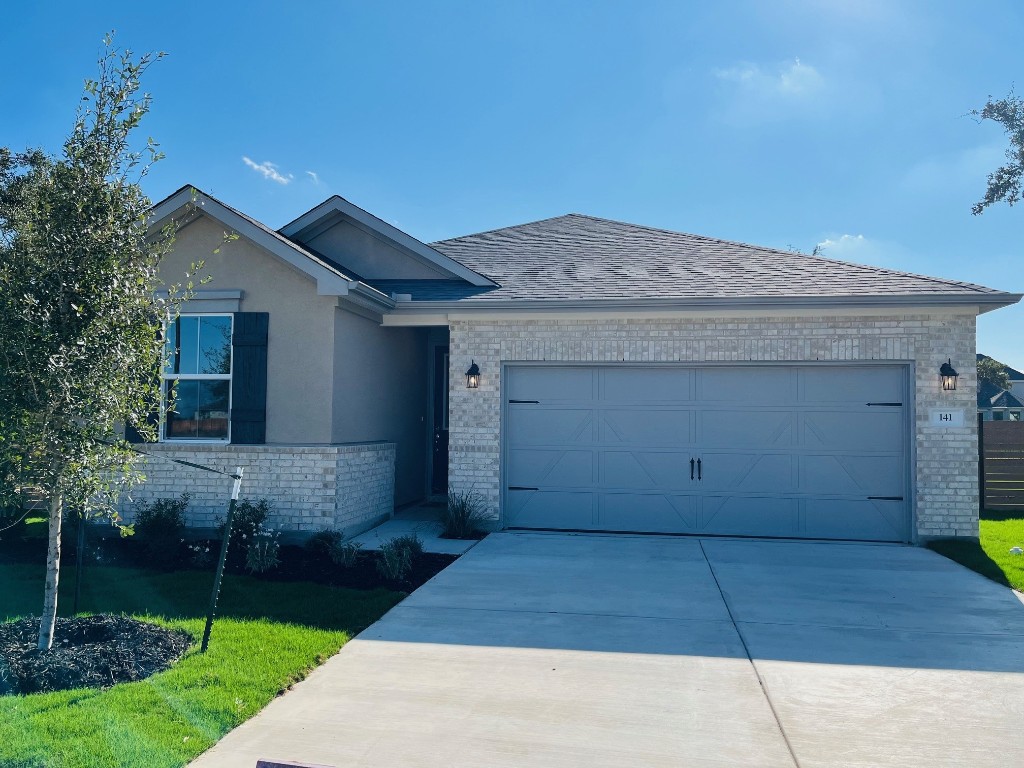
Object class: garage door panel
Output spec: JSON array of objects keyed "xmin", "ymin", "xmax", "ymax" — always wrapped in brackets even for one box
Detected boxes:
[
  {"xmin": 506, "ymin": 490, "xmax": 594, "ymax": 529},
  {"xmin": 698, "ymin": 367, "xmax": 795, "ymax": 405},
  {"xmin": 602, "ymin": 409, "xmax": 693, "ymax": 446},
  {"xmin": 802, "ymin": 498, "xmax": 906, "ymax": 541},
  {"xmin": 800, "ymin": 454, "xmax": 903, "ymax": 496},
  {"xmin": 506, "ymin": 449, "xmax": 594, "ymax": 487},
  {"xmin": 602, "ymin": 451, "xmax": 691, "ymax": 491},
  {"xmin": 699, "ymin": 411, "xmax": 795, "ymax": 449},
  {"xmin": 700, "ymin": 496, "xmax": 799, "ymax": 537},
  {"xmin": 800, "ymin": 367, "xmax": 904, "ymax": 404},
  {"xmin": 507, "ymin": 367, "xmax": 595, "ymax": 402},
  {"xmin": 699, "ymin": 453, "xmax": 794, "ymax": 493},
  {"xmin": 801, "ymin": 411, "xmax": 903, "ymax": 451},
  {"xmin": 602, "ymin": 368, "xmax": 694, "ymax": 403},
  {"xmin": 601, "ymin": 493, "xmax": 696, "ymax": 533},
  {"xmin": 507, "ymin": 408, "xmax": 595, "ymax": 446}
]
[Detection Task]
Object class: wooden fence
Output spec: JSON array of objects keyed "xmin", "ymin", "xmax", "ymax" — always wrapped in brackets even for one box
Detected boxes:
[{"xmin": 980, "ymin": 418, "xmax": 1024, "ymax": 511}]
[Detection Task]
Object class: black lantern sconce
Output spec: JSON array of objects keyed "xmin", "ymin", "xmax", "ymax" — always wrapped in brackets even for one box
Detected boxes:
[
  {"xmin": 939, "ymin": 359, "xmax": 959, "ymax": 391},
  {"xmin": 466, "ymin": 360, "xmax": 481, "ymax": 389}
]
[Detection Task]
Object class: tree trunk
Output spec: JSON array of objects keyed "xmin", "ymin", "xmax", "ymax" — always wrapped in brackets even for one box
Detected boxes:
[{"xmin": 37, "ymin": 489, "xmax": 63, "ymax": 650}]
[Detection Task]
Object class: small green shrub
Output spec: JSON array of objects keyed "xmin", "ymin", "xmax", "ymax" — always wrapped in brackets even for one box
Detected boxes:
[
  {"xmin": 219, "ymin": 498, "xmax": 272, "ymax": 571},
  {"xmin": 134, "ymin": 494, "xmax": 189, "ymax": 569},
  {"xmin": 306, "ymin": 528, "xmax": 363, "ymax": 568},
  {"xmin": 441, "ymin": 490, "xmax": 487, "ymax": 539},
  {"xmin": 375, "ymin": 534, "xmax": 422, "ymax": 582}
]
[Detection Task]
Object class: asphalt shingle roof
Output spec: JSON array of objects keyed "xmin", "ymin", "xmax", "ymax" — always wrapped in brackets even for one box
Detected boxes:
[
  {"xmin": 385, "ymin": 214, "xmax": 1008, "ymax": 304},
  {"xmin": 978, "ymin": 381, "xmax": 1024, "ymax": 409}
]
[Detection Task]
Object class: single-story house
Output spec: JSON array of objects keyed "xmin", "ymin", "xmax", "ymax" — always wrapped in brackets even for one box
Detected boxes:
[
  {"xmin": 977, "ymin": 354, "xmax": 1024, "ymax": 420},
  {"xmin": 121, "ymin": 185, "xmax": 1021, "ymax": 543}
]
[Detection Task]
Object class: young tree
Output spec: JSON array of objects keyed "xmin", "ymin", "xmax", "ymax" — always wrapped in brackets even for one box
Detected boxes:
[
  {"xmin": 978, "ymin": 356, "xmax": 1012, "ymax": 390},
  {"xmin": 972, "ymin": 91, "xmax": 1024, "ymax": 215},
  {"xmin": 0, "ymin": 37, "xmax": 186, "ymax": 649}
]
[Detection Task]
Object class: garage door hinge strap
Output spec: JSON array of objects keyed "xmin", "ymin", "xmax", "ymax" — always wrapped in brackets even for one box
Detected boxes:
[
  {"xmin": 867, "ymin": 496, "xmax": 904, "ymax": 501},
  {"xmin": 508, "ymin": 486, "xmax": 539, "ymax": 491},
  {"xmin": 509, "ymin": 399, "xmax": 540, "ymax": 404},
  {"xmin": 866, "ymin": 402, "xmax": 902, "ymax": 406}
]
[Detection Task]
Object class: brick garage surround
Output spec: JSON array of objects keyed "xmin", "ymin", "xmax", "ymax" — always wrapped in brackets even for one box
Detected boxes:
[
  {"xmin": 448, "ymin": 313, "xmax": 979, "ymax": 541},
  {"xmin": 119, "ymin": 442, "xmax": 395, "ymax": 535}
]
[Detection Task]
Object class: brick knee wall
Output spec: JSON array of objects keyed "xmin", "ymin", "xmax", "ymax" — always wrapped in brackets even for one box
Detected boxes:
[{"xmin": 118, "ymin": 442, "xmax": 395, "ymax": 535}]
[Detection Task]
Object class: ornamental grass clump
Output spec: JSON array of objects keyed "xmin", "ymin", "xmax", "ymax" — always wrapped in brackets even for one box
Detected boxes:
[{"xmin": 441, "ymin": 490, "xmax": 487, "ymax": 539}]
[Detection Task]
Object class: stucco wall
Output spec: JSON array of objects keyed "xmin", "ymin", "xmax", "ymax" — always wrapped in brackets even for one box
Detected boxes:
[
  {"xmin": 119, "ymin": 442, "xmax": 395, "ymax": 535},
  {"xmin": 332, "ymin": 310, "xmax": 428, "ymax": 505},
  {"xmin": 306, "ymin": 218, "xmax": 451, "ymax": 280},
  {"xmin": 159, "ymin": 214, "xmax": 337, "ymax": 443},
  {"xmin": 448, "ymin": 313, "xmax": 978, "ymax": 541}
]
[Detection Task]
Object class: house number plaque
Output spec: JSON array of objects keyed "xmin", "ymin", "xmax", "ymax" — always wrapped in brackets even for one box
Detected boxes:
[{"xmin": 928, "ymin": 408, "xmax": 965, "ymax": 427}]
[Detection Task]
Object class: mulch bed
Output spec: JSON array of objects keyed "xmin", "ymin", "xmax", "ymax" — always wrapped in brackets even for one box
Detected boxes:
[{"xmin": 0, "ymin": 615, "xmax": 192, "ymax": 696}]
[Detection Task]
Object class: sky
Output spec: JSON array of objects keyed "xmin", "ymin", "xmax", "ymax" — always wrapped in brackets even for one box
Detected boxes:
[{"xmin": 2, "ymin": 1, "xmax": 1022, "ymax": 368}]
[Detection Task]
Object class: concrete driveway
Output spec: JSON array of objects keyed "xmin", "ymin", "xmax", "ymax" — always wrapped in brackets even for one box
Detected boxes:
[{"xmin": 191, "ymin": 533, "xmax": 1024, "ymax": 768}]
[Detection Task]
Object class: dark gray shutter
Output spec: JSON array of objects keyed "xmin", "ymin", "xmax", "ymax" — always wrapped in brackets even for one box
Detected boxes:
[
  {"xmin": 230, "ymin": 312, "xmax": 269, "ymax": 444},
  {"xmin": 126, "ymin": 325, "xmax": 164, "ymax": 443}
]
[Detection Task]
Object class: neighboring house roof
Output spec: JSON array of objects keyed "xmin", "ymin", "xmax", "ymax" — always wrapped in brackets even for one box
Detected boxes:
[
  {"xmin": 977, "ymin": 353, "xmax": 1024, "ymax": 381},
  {"xmin": 398, "ymin": 213, "xmax": 1018, "ymax": 311},
  {"xmin": 978, "ymin": 381, "xmax": 1024, "ymax": 410}
]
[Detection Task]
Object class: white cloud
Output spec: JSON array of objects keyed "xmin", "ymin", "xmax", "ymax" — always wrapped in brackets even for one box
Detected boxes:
[
  {"xmin": 714, "ymin": 58, "xmax": 825, "ymax": 100},
  {"xmin": 305, "ymin": 170, "xmax": 321, "ymax": 185},
  {"xmin": 242, "ymin": 157, "xmax": 293, "ymax": 185},
  {"xmin": 815, "ymin": 233, "xmax": 868, "ymax": 257},
  {"xmin": 813, "ymin": 233, "xmax": 928, "ymax": 273}
]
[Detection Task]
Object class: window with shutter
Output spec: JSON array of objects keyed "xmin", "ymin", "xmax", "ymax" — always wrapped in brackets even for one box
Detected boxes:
[{"xmin": 161, "ymin": 314, "xmax": 233, "ymax": 441}]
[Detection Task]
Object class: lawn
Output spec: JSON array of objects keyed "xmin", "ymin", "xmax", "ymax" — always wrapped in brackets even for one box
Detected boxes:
[
  {"xmin": 0, "ymin": 560, "xmax": 404, "ymax": 768},
  {"xmin": 928, "ymin": 512, "xmax": 1024, "ymax": 592}
]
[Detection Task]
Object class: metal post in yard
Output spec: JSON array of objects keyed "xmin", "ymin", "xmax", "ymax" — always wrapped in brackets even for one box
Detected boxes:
[
  {"xmin": 978, "ymin": 412, "xmax": 986, "ymax": 516},
  {"xmin": 201, "ymin": 467, "xmax": 244, "ymax": 653},
  {"xmin": 72, "ymin": 511, "xmax": 86, "ymax": 615}
]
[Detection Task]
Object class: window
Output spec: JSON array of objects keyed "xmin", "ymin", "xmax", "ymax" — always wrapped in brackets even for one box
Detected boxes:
[
  {"xmin": 162, "ymin": 315, "xmax": 232, "ymax": 441},
  {"xmin": 1011, "ymin": 411, "xmax": 1021, "ymax": 421}
]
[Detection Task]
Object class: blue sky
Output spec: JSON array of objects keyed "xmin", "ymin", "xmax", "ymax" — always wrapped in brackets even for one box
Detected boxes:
[{"xmin": 3, "ymin": 1, "xmax": 1022, "ymax": 368}]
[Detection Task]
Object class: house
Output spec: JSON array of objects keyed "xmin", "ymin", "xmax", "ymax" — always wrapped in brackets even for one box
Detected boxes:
[
  {"xmin": 977, "ymin": 380, "xmax": 1024, "ymax": 421},
  {"xmin": 977, "ymin": 354, "xmax": 1024, "ymax": 420},
  {"xmin": 122, "ymin": 185, "xmax": 1021, "ymax": 544}
]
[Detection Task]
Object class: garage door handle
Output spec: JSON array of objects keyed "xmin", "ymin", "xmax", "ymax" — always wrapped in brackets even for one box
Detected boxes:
[
  {"xmin": 690, "ymin": 458, "xmax": 695, "ymax": 480},
  {"xmin": 697, "ymin": 458, "xmax": 702, "ymax": 481}
]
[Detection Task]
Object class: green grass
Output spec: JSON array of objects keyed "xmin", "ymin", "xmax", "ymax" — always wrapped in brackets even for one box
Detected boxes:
[
  {"xmin": 0, "ymin": 561, "xmax": 404, "ymax": 768},
  {"xmin": 928, "ymin": 513, "xmax": 1024, "ymax": 592}
]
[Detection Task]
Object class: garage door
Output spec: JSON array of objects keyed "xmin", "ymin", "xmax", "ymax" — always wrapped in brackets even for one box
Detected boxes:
[{"xmin": 504, "ymin": 365, "xmax": 909, "ymax": 542}]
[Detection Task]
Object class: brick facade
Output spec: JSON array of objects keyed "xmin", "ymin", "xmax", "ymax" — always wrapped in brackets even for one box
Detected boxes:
[
  {"xmin": 448, "ymin": 313, "xmax": 978, "ymax": 541},
  {"xmin": 119, "ymin": 442, "xmax": 395, "ymax": 535}
]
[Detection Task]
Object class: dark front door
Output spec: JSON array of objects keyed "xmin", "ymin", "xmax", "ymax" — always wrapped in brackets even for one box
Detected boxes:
[{"xmin": 431, "ymin": 346, "xmax": 449, "ymax": 495}]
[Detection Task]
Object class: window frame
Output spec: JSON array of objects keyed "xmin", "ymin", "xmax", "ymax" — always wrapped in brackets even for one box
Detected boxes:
[{"xmin": 160, "ymin": 312, "xmax": 234, "ymax": 444}]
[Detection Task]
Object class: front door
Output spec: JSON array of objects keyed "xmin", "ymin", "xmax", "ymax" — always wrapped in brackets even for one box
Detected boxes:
[{"xmin": 431, "ymin": 346, "xmax": 450, "ymax": 495}]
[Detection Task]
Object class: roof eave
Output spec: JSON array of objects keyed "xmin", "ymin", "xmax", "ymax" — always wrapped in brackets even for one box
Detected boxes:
[{"xmin": 387, "ymin": 292, "xmax": 1023, "ymax": 315}]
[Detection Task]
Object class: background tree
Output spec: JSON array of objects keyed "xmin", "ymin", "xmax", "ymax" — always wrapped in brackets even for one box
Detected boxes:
[
  {"xmin": 972, "ymin": 91, "xmax": 1024, "ymax": 215},
  {"xmin": 0, "ymin": 37, "xmax": 192, "ymax": 650},
  {"xmin": 978, "ymin": 356, "xmax": 1011, "ymax": 390}
]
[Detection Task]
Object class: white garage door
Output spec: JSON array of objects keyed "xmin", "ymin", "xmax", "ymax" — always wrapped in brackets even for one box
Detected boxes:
[{"xmin": 504, "ymin": 365, "xmax": 909, "ymax": 542}]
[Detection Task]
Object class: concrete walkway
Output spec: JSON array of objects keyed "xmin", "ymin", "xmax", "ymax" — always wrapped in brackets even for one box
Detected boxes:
[
  {"xmin": 190, "ymin": 533, "xmax": 1024, "ymax": 768},
  {"xmin": 348, "ymin": 503, "xmax": 479, "ymax": 555}
]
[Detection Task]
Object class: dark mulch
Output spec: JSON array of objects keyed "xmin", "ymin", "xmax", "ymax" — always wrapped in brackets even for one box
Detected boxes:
[
  {"xmin": 0, "ymin": 614, "xmax": 192, "ymax": 696},
  {"xmin": 259, "ymin": 545, "xmax": 456, "ymax": 592}
]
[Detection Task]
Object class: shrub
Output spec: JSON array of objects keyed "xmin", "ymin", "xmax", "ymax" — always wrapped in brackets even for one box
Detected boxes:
[
  {"xmin": 441, "ymin": 490, "xmax": 487, "ymax": 539},
  {"xmin": 219, "ymin": 498, "xmax": 272, "ymax": 570},
  {"xmin": 245, "ymin": 524, "xmax": 281, "ymax": 574},
  {"xmin": 375, "ymin": 534, "xmax": 422, "ymax": 582},
  {"xmin": 306, "ymin": 528, "xmax": 363, "ymax": 568},
  {"xmin": 134, "ymin": 494, "xmax": 189, "ymax": 569}
]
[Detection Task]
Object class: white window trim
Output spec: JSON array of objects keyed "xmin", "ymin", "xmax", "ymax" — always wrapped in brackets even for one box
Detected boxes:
[{"xmin": 161, "ymin": 312, "xmax": 233, "ymax": 444}]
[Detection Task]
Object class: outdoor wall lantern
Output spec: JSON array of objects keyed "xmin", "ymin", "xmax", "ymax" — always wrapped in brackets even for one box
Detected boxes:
[
  {"xmin": 939, "ymin": 359, "xmax": 959, "ymax": 391},
  {"xmin": 466, "ymin": 360, "xmax": 481, "ymax": 389}
]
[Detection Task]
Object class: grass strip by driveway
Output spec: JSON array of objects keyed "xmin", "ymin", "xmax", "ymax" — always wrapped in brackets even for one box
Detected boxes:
[
  {"xmin": 0, "ymin": 562, "xmax": 403, "ymax": 768},
  {"xmin": 928, "ymin": 514, "xmax": 1024, "ymax": 592}
]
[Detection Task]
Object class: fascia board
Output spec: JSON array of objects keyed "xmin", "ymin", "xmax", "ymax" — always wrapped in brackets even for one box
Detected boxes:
[{"xmin": 280, "ymin": 197, "xmax": 497, "ymax": 288}]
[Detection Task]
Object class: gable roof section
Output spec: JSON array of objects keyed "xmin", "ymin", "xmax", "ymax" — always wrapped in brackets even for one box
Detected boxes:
[
  {"xmin": 148, "ymin": 186, "xmax": 394, "ymax": 313},
  {"xmin": 978, "ymin": 381, "xmax": 1024, "ymax": 409},
  {"xmin": 413, "ymin": 213, "xmax": 1019, "ymax": 311},
  {"xmin": 279, "ymin": 195, "xmax": 496, "ymax": 287}
]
